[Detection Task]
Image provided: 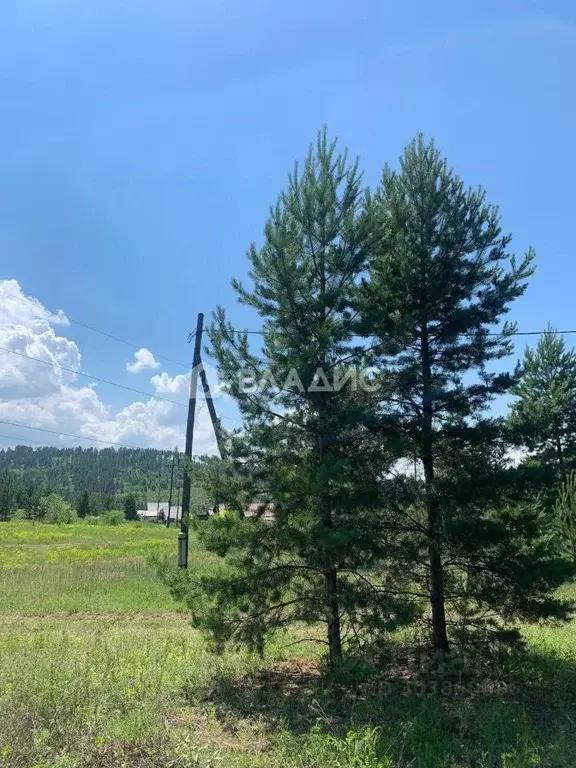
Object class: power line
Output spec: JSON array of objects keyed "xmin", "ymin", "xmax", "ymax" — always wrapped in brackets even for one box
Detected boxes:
[
  {"xmin": 218, "ymin": 413, "xmax": 243, "ymax": 425},
  {"xmin": 0, "ymin": 432, "xmax": 100, "ymax": 451},
  {"xmin": 0, "ymin": 287, "xmax": 190, "ymax": 370},
  {"xmin": 0, "ymin": 346, "xmax": 241, "ymax": 433},
  {"xmin": 226, "ymin": 330, "xmax": 266, "ymax": 336},
  {"xmin": 0, "ymin": 345, "xmax": 189, "ymax": 408},
  {"xmin": 0, "ymin": 407, "xmax": 212, "ymax": 453},
  {"xmin": 222, "ymin": 327, "xmax": 576, "ymax": 339},
  {"xmin": 0, "ymin": 432, "xmax": 63, "ymax": 448},
  {"xmin": 4, "ymin": 284, "xmax": 572, "ymax": 403},
  {"xmin": 505, "ymin": 330, "xmax": 576, "ymax": 337},
  {"xmin": 0, "ymin": 431, "xmax": 205, "ymax": 457},
  {"xmin": 0, "ymin": 419, "xmax": 148, "ymax": 450}
]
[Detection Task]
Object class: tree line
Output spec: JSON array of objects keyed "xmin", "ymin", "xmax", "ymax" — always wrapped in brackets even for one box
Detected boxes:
[
  {"xmin": 173, "ymin": 131, "xmax": 576, "ymax": 669},
  {"xmin": 0, "ymin": 446, "xmax": 178, "ymax": 520},
  {"xmin": 0, "ymin": 483, "xmax": 142, "ymax": 524}
]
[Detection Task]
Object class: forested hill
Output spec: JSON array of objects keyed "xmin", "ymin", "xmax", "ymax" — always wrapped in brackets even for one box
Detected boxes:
[{"xmin": 0, "ymin": 445, "xmax": 175, "ymax": 501}]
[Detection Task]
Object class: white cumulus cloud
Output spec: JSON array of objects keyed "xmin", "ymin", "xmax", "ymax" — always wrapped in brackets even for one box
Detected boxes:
[
  {"xmin": 0, "ymin": 279, "xmax": 69, "ymax": 329},
  {"xmin": 126, "ymin": 347, "xmax": 160, "ymax": 374},
  {"xmin": 0, "ymin": 280, "xmax": 218, "ymax": 455}
]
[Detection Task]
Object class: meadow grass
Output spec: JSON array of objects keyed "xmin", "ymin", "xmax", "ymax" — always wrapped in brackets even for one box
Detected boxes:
[
  {"xmin": 0, "ymin": 521, "xmax": 178, "ymax": 568},
  {"xmin": 1, "ymin": 522, "xmax": 576, "ymax": 767},
  {"xmin": 0, "ymin": 522, "xmax": 217, "ymax": 614},
  {"xmin": 0, "ymin": 522, "xmax": 178, "ymax": 615},
  {"xmin": 0, "ymin": 559, "xmax": 180, "ymax": 614}
]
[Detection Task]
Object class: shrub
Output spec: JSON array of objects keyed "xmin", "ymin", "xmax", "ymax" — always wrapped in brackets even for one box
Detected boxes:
[
  {"xmin": 102, "ymin": 509, "xmax": 125, "ymax": 526},
  {"xmin": 38, "ymin": 494, "xmax": 77, "ymax": 524}
]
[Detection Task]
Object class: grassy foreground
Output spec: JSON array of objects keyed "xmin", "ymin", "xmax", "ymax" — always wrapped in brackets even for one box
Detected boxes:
[{"xmin": 0, "ymin": 522, "xmax": 576, "ymax": 767}]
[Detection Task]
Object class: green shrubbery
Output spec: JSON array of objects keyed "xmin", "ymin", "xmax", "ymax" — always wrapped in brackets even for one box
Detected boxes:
[
  {"xmin": 38, "ymin": 494, "xmax": 77, "ymax": 524},
  {"xmin": 101, "ymin": 508, "xmax": 126, "ymax": 526}
]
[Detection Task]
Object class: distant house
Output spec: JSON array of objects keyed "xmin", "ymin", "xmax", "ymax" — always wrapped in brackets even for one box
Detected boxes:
[
  {"xmin": 244, "ymin": 502, "xmax": 275, "ymax": 521},
  {"xmin": 138, "ymin": 501, "xmax": 275, "ymax": 523},
  {"xmin": 138, "ymin": 502, "xmax": 182, "ymax": 522}
]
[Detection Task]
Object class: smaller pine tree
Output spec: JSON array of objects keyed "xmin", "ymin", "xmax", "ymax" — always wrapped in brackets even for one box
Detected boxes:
[
  {"xmin": 510, "ymin": 329, "xmax": 576, "ymax": 479},
  {"xmin": 0, "ymin": 470, "xmax": 17, "ymax": 522},
  {"xmin": 555, "ymin": 471, "xmax": 576, "ymax": 564},
  {"xmin": 124, "ymin": 494, "xmax": 138, "ymax": 521},
  {"xmin": 77, "ymin": 491, "xmax": 91, "ymax": 518}
]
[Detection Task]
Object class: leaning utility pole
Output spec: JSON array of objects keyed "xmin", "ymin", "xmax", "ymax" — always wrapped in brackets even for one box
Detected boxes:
[
  {"xmin": 178, "ymin": 312, "xmax": 204, "ymax": 568},
  {"xmin": 199, "ymin": 365, "xmax": 227, "ymax": 459},
  {"xmin": 166, "ymin": 446, "xmax": 177, "ymax": 528}
]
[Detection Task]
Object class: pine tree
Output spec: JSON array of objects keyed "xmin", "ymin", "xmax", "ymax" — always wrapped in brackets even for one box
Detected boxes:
[
  {"xmin": 361, "ymin": 135, "xmax": 541, "ymax": 652},
  {"xmin": 77, "ymin": 491, "xmax": 91, "ymax": 518},
  {"xmin": 196, "ymin": 454, "xmax": 246, "ymax": 518},
  {"xmin": 194, "ymin": 130, "xmax": 414, "ymax": 667},
  {"xmin": 554, "ymin": 471, "xmax": 576, "ymax": 564},
  {"xmin": 509, "ymin": 330, "xmax": 576, "ymax": 479},
  {"xmin": 124, "ymin": 494, "xmax": 138, "ymax": 521},
  {"xmin": 0, "ymin": 470, "xmax": 16, "ymax": 522}
]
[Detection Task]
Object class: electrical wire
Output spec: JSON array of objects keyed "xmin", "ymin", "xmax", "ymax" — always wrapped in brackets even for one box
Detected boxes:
[
  {"xmin": 0, "ymin": 409, "xmax": 217, "ymax": 453},
  {"xmin": 222, "ymin": 327, "xmax": 576, "ymax": 339},
  {"xmin": 0, "ymin": 432, "xmax": 103, "ymax": 451},
  {"xmin": 0, "ymin": 287, "xmax": 190, "ymax": 369},
  {"xmin": 0, "ymin": 295, "xmax": 245, "ymax": 448},
  {"xmin": 0, "ymin": 419, "xmax": 152, "ymax": 450},
  {"xmin": 0, "ymin": 345, "xmax": 189, "ymax": 408}
]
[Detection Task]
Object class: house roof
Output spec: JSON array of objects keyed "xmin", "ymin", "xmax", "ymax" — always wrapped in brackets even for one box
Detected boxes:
[
  {"xmin": 138, "ymin": 506, "xmax": 182, "ymax": 518},
  {"xmin": 244, "ymin": 502, "xmax": 275, "ymax": 520}
]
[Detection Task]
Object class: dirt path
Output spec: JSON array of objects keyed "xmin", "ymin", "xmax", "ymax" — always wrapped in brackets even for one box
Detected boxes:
[{"xmin": 0, "ymin": 610, "xmax": 189, "ymax": 622}]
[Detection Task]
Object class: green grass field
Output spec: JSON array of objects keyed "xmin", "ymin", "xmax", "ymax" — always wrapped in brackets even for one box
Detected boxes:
[
  {"xmin": 1, "ymin": 522, "xmax": 576, "ymax": 767},
  {"xmin": 0, "ymin": 522, "xmax": 180, "ymax": 614}
]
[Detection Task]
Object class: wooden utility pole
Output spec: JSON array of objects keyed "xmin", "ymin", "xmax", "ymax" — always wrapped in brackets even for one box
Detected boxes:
[
  {"xmin": 166, "ymin": 447, "xmax": 177, "ymax": 528},
  {"xmin": 156, "ymin": 453, "xmax": 164, "ymax": 522},
  {"xmin": 199, "ymin": 365, "xmax": 226, "ymax": 459},
  {"xmin": 179, "ymin": 312, "xmax": 204, "ymax": 568}
]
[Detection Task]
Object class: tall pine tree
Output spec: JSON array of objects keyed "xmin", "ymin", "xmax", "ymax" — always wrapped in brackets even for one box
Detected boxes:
[
  {"xmin": 194, "ymin": 130, "xmax": 414, "ymax": 667},
  {"xmin": 361, "ymin": 135, "xmax": 540, "ymax": 652}
]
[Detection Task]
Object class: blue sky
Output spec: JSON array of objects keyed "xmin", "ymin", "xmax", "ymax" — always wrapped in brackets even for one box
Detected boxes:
[{"xmin": 0, "ymin": 0, "xmax": 574, "ymax": 449}]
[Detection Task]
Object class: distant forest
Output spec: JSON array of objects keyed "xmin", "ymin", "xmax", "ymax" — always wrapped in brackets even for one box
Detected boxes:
[{"xmin": 0, "ymin": 446, "xmax": 181, "ymax": 510}]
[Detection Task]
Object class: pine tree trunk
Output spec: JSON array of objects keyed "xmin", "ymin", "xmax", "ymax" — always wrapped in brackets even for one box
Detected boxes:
[
  {"xmin": 427, "ymin": 525, "xmax": 449, "ymax": 652},
  {"xmin": 423, "ymin": 454, "xmax": 449, "ymax": 653},
  {"xmin": 317, "ymin": 248, "xmax": 343, "ymax": 669},
  {"xmin": 324, "ymin": 561, "xmax": 343, "ymax": 667},
  {"xmin": 553, "ymin": 421, "xmax": 566, "ymax": 481},
  {"xmin": 421, "ymin": 326, "xmax": 450, "ymax": 654},
  {"xmin": 319, "ymin": 446, "xmax": 343, "ymax": 668}
]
